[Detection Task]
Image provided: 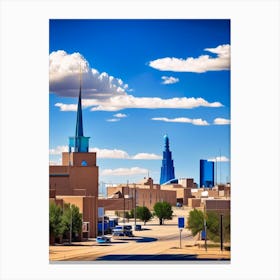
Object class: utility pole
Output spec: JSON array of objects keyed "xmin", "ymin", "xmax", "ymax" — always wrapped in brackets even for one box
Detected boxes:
[
  {"xmin": 69, "ymin": 205, "xmax": 72, "ymax": 244},
  {"xmin": 220, "ymin": 214, "xmax": 224, "ymax": 251},
  {"xmin": 123, "ymin": 193, "xmax": 125, "ymax": 225},
  {"xmin": 204, "ymin": 218, "xmax": 207, "ymax": 251},
  {"xmin": 179, "ymin": 229, "xmax": 182, "ymax": 248},
  {"xmin": 134, "ymin": 183, "xmax": 136, "ymax": 229},
  {"xmin": 203, "ymin": 204, "xmax": 207, "ymax": 251},
  {"xmin": 215, "ymin": 158, "xmax": 217, "ymax": 186},
  {"xmin": 219, "ymin": 148, "xmax": 222, "ymax": 185}
]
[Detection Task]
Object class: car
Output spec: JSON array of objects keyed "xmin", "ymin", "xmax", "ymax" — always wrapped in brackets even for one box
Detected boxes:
[
  {"xmin": 96, "ymin": 236, "xmax": 111, "ymax": 243},
  {"xmin": 112, "ymin": 225, "xmax": 124, "ymax": 232},
  {"xmin": 112, "ymin": 231, "xmax": 125, "ymax": 237},
  {"xmin": 124, "ymin": 225, "xmax": 132, "ymax": 231},
  {"xmin": 124, "ymin": 230, "xmax": 133, "ymax": 237},
  {"xmin": 134, "ymin": 224, "xmax": 142, "ymax": 231},
  {"xmin": 112, "ymin": 225, "xmax": 132, "ymax": 231},
  {"xmin": 112, "ymin": 229, "xmax": 133, "ymax": 238}
]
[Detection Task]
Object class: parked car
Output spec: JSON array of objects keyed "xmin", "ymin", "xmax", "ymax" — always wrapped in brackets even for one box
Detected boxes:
[
  {"xmin": 124, "ymin": 225, "xmax": 132, "ymax": 231},
  {"xmin": 96, "ymin": 236, "xmax": 111, "ymax": 243},
  {"xmin": 112, "ymin": 225, "xmax": 124, "ymax": 232},
  {"xmin": 112, "ymin": 231, "xmax": 125, "ymax": 237},
  {"xmin": 112, "ymin": 225, "xmax": 132, "ymax": 232},
  {"xmin": 134, "ymin": 224, "xmax": 142, "ymax": 231}
]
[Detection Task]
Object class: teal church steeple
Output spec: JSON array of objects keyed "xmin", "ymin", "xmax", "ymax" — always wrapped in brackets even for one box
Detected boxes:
[
  {"xmin": 75, "ymin": 78, "xmax": 84, "ymax": 137},
  {"xmin": 68, "ymin": 69, "xmax": 90, "ymax": 153}
]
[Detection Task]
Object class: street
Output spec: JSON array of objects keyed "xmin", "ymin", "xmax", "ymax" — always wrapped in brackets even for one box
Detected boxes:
[{"xmin": 49, "ymin": 208, "xmax": 230, "ymax": 262}]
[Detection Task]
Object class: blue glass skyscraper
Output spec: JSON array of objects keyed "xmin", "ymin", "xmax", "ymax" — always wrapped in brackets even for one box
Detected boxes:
[
  {"xmin": 160, "ymin": 134, "xmax": 175, "ymax": 185},
  {"xmin": 200, "ymin": 159, "xmax": 215, "ymax": 188}
]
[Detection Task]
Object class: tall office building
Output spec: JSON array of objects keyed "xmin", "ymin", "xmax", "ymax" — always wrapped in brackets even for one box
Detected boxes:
[
  {"xmin": 200, "ymin": 159, "xmax": 214, "ymax": 188},
  {"xmin": 160, "ymin": 134, "xmax": 175, "ymax": 185}
]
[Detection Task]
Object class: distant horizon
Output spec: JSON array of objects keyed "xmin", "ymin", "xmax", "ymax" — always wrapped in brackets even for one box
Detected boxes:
[{"xmin": 49, "ymin": 19, "xmax": 230, "ymax": 185}]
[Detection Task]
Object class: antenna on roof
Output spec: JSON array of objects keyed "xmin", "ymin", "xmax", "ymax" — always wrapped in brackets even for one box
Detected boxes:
[{"xmin": 79, "ymin": 62, "xmax": 82, "ymax": 90}]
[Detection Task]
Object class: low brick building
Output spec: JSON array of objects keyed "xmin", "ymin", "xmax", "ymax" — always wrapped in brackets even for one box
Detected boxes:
[
  {"xmin": 205, "ymin": 199, "xmax": 230, "ymax": 215},
  {"xmin": 105, "ymin": 182, "xmax": 177, "ymax": 211}
]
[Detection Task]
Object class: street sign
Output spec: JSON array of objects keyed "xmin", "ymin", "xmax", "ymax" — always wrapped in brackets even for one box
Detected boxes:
[
  {"xmin": 178, "ymin": 217, "xmax": 185, "ymax": 229},
  {"xmin": 98, "ymin": 207, "xmax": 104, "ymax": 217},
  {"xmin": 178, "ymin": 217, "xmax": 185, "ymax": 249}
]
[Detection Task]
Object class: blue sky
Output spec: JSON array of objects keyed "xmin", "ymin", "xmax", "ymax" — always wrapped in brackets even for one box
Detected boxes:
[{"xmin": 49, "ymin": 19, "xmax": 230, "ymax": 186}]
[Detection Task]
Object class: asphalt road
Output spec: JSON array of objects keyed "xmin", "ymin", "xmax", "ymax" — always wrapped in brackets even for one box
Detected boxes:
[{"xmin": 49, "ymin": 208, "xmax": 230, "ymax": 262}]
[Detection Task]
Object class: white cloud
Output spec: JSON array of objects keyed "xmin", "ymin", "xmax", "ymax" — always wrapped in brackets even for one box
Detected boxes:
[
  {"xmin": 89, "ymin": 96, "xmax": 222, "ymax": 111},
  {"xmin": 106, "ymin": 118, "xmax": 120, "ymax": 122},
  {"xmin": 50, "ymin": 50, "xmax": 223, "ymax": 112},
  {"xmin": 89, "ymin": 148, "xmax": 129, "ymax": 159},
  {"xmin": 106, "ymin": 113, "xmax": 127, "ymax": 122},
  {"xmin": 113, "ymin": 113, "xmax": 127, "ymax": 118},
  {"xmin": 50, "ymin": 145, "xmax": 161, "ymax": 160},
  {"xmin": 49, "ymin": 145, "xmax": 68, "ymax": 155},
  {"xmin": 49, "ymin": 159, "xmax": 62, "ymax": 165},
  {"xmin": 131, "ymin": 153, "xmax": 162, "ymax": 160},
  {"xmin": 49, "ymin": 50, "xmax": 128, "ymax": 98},
  {"xmin": 213, "ymin": 118, "xmax": 231, "ymax": 125},
  {"xmin": 161, "ymin": 76, "xmax": 179, "ymax": 84},
  {"xmin": 208, "ymin": 156, "xmax": 230, "ymax": 162},
  {"xmin": 54, "ymin": 103, "xmax": 77, "ymax": 112},
  {"xmin": 101, "ymin": 167, "xmax": 148, "ymax": 176},
  {"xmin": 151, "ymin": 117, "xmax": 209, "ymax": 126},
  {"xmin": 149, "ymin": 44, "xmax": 230, "ymax": 73},
  {"xmin": 90, "ymin": 148, "xmax": 161, "ymax": 160},
  {"xmin": 55, "ymin": 96, "xmax": 222, "ymax": 112}
]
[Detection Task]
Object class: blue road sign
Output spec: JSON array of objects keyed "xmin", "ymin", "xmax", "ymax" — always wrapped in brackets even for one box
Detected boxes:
[{"xmin": 178, "ymin": 217, "xmax": 185, "ymax": 228}]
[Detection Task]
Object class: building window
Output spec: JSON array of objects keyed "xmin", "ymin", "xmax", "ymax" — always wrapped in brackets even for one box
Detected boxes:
[{"xmin": 81, "ymin": 160, "xmax": 88, "ymax": 166}]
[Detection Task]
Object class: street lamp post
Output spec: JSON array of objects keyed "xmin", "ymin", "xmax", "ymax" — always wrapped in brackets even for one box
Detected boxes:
[
  {"xmin": 220, "ymin": 214, "xmax": 224, "ymax": 251},
  {"xmin": 203, "ymin": 204, "xmax": 207, "ymax": 251},
  {"xmin": 134, "ymin": 184, "xmax": 136, "ymax": 229},
  {"xmin": 123, "ymin": 192, "xmax": 125, "ymax": 225},
  {"xmin": 204, "ymin": 217, "xmax": 207, "ymax": 251},
  {"xmin": 69, "ymin": 205, "xmax": 72, "ymax": 244}
]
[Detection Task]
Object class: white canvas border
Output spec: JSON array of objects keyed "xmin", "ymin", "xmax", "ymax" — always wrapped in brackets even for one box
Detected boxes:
[{"xmin": 0, "ymin": 0, "xmax": 279, "ymax": 279}]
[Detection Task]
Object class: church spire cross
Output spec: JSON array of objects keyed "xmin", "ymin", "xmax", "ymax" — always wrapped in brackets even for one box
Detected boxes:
[{"xmin": 75, "ymin": 64, "xmax": 84, "ymax": 137}]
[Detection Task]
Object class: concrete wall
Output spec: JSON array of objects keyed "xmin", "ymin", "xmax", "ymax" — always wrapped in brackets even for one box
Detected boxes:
[
  {"xmin": 69, "ymin": 166, "xmax": 98, "ymax": 197},
  {"xmin": 50, "ymin": 152, "xmax": 98, "ymax": 197},
  {"xmin": 104, "ymin": 186, "xmax": 177, "ymax": 211},
  {"xmin": 188, "ymin": 198, "xmax": 202, "ymax": 208},
  {"xmin": 205, "ymin": 199, "xmax": 230, "ymax": 215},
  {"xmin": 98, "ymin": 198, "xmax": 134, "ymax": 211},
  {"xmin": 62, "ymin": 152, "xmax": 97, "ymax": 167}
]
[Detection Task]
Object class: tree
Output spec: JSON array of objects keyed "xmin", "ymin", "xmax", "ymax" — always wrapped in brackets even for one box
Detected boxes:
[
  {"xmin": 206, "ymin": 211, "xmax": 230, "ymax": 243},
  {"xmin": 205, "ymin": 211, "xmax": 220, "ymax": 242},
  {"xmin": 136, "ymin": 206, "xmax": 152, "ymax": 225},
  {"xmin": 125, "ymin": 211, "xmax": 130, "ymax": 222},
  {"xmin": 49, "ymin": 202, "xmax": 65, "ymax": 244},
  {"xmin": 187, "ymin": 208, "xmax": 204, "ymax": 236},
  {"xmin": 62, "ymin": 203, "xmax": 83, "ymax": 241},
  {"xmin": 130, "ymin": 208, "xmax": 135, "ymax": 219},
  {"xmin": 187, "ymin": 209, "xmax": 231, "ymax": 243},
  {"xmin": 153, "ymin": 201, "xmax": 173, "ymax": 225},
  {"xmin": 70, "ymin": 204, "xmax": 83, "ymax": 238}
]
